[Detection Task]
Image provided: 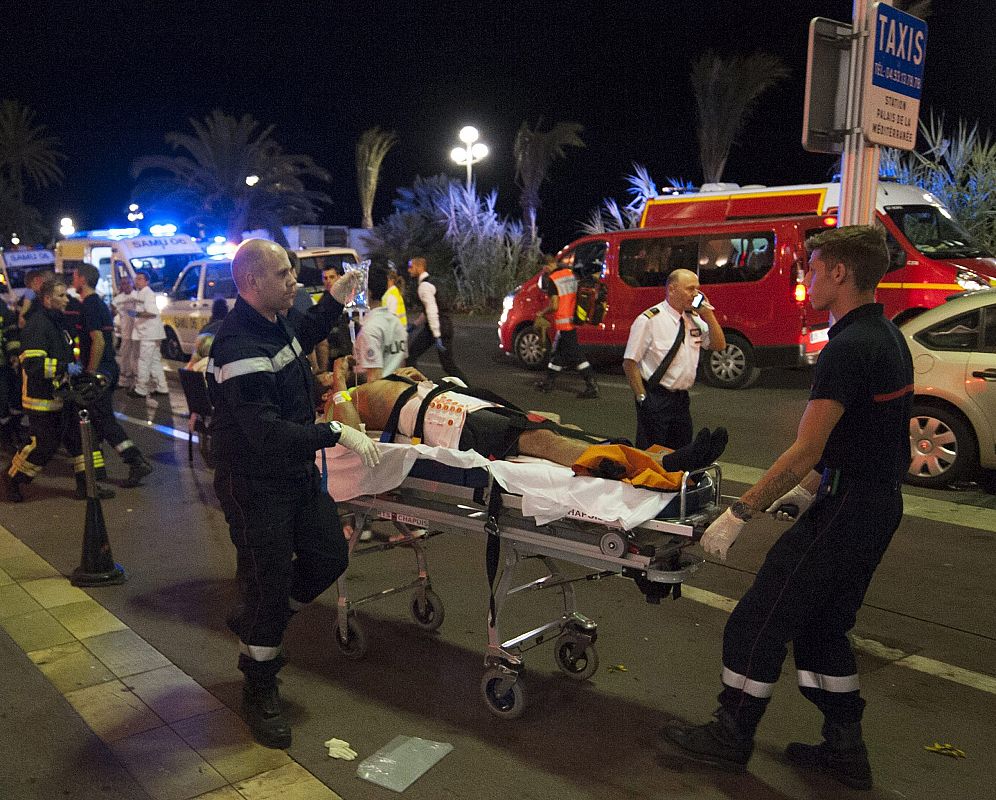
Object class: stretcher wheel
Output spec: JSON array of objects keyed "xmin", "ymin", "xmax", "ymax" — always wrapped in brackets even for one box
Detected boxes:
[
  {"xmin": 409, "ymin": 589, "xmax": 445, "ymax": 632},
  {"xmin": 334, "ymin": 615, "xmax": 367, "ymax": 660},
  {"xmin": 480, "ymin": 668, "xmax": 527, "ymax": 720},
  {"xmin": 599, "ymin": 531, "xmax": 626, "ymax": 557},
  {"xmin": 554, "ymin": 635, "xmax": 599, "ymax": 680}
]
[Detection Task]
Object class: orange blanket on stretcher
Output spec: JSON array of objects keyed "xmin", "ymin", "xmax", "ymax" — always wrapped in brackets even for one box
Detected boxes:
[{"xmin": 571, "ymin": 444, "xmax": 683, "ymax": 491}]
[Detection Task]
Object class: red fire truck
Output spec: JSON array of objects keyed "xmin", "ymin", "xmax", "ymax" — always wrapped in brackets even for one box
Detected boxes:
[{"xmin": 498, "ymin": 181, "xmax": 996, "ymax": 388}]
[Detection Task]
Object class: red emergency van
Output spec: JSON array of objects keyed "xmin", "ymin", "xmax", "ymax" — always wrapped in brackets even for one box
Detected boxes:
[{"xmin": 498, "ymin": 181, "xmax": 996, "ymax": 388}]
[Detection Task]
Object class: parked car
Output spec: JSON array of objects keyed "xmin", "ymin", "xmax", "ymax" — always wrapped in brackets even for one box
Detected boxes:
[{"xmin": 903, "ymin": 290, "xmax": 996, "ymax": 488}]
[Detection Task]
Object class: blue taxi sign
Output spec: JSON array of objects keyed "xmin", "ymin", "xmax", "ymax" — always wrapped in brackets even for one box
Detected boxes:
[{"xmin": 862, "ymin": 2, "xmax": 927, "ymax": 149}]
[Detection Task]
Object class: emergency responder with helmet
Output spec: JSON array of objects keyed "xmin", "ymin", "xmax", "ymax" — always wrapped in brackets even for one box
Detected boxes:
[
  {"xmin": 3, "ymin": 277, "xmax": 116, "ymax": 502},
  {"xmin": 533, "ymin": 253, "xmax": 599, "ymax": 399}
]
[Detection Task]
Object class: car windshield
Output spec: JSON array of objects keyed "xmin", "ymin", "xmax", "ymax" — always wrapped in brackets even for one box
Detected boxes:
[
  {"xmin": 131, "ymin": 253, "xmax": 203, "ymax": 292},
  {"xmin": 885, "ymin": 205, "xmax": 992, "ymax": 259}
]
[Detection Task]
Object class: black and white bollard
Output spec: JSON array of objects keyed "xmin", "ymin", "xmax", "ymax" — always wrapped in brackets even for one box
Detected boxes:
[{"xmin": 70, "ymin": 409, "xmax": 127, "ymax": 587}]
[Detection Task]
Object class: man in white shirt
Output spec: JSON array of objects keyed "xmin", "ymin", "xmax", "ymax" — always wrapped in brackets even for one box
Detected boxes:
[
  {"xmin": 127, "ymin": 270, "xmax": 169, "ymax": 398},
  {"xmin": 354, "ymin": 265, "xmax": 407, "ymax": 382},
  {"xmin": 112, "ymin": 272, "xmax": 138, "ymax": 389},
  {"xmin": 406, "ymin": 256, "xmax": 466, "ymax": 383},
  {"xmin": 623, "ymin": 269, "xmax": 726, "ymax": 449}
]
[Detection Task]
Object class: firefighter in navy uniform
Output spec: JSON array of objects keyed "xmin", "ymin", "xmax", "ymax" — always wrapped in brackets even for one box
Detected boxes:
[
  {"xmin": 663, "ymin": 226, "xmax": 913, "ymax": 791},
  {"xmin": 72, "ymin": 264, "xmax": 154, "ymax": 487},
  {"xmin": 533, "ymin": 254, "xmax": 599, "ymax": 399},
  {"xmin": 0, "ymin": 300, "xmax": 25, "ymax": 451},
  {"xmin": 3, "ymin": 277, "xmax": 116, "ymax": 503},
  {"xmin": 208, "ymin": 240, "xmax": 378, "ymax": 749}
]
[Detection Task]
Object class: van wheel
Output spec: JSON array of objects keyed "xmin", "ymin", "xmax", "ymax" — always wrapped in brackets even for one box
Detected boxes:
[
  {"xmin": 512, "ymin": 325, "xmax": 549, "ymax": 370},
  {"xmin": 907, "ymin": 404, "xmax": 976, "ymax": 488},
  {"xmin": 162, "ymin": 329, "xmax": 184, "ymax": 362},
  {"xmin": 701, "ymin": 334, "xmax": 760, "ymax": 389}
]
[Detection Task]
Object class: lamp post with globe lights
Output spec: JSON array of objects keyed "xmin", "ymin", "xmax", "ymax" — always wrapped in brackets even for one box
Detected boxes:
[
  {"xmin": 450, "ymin": 126, "xmax": 488, "ymax": 190},
  {"xmin": 59, "ymin": 217, "xmax": 75, "ymax": 238}
]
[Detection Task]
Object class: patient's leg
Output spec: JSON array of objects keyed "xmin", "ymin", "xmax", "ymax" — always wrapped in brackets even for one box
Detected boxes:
[
  {"xmin": 517, "ymin": 429, "xmax": 590, "ymax": 466},
  {"xmin": 657, "ymin": 427, "xmax": 728, "ymax": 472}
]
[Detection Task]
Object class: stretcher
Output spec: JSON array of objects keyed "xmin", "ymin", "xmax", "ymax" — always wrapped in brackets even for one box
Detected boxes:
[{"xmin": 322, "ymin": 441, "xmax": 722, "ymax": 719}]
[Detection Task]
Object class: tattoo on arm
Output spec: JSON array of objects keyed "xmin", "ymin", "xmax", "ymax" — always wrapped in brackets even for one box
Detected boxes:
[{"xmin": 741, "ymin": 466, "xmax": 804, "ymax": 514}]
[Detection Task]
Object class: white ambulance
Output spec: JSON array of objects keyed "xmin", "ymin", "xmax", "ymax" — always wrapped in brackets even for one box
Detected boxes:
[{"xmin": 1, "ymin": 248, "xmax": 56, "ymax": 308}]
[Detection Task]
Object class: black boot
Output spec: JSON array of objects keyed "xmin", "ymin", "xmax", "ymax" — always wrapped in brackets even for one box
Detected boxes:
[
  {"xmin": 3, "ymin": 472, "xmax": 27, "ymax": 503},
  {"xmin": 661, "ymin": 708, "xmax": 754, "ymax": 772},
  {"xmin": 785, "ymin": 720, "xmax": 872, "ymax": 790},
  {"xmin": 576, "ymin": 370, "xmax": 598, "ymax": 400},
  {"xmin": 239, "ymin": 652, "xmax": 292, "ymax": 750},
  {"xmin": 121, "ymin": 447, "xmax": 154, "ymax": 488},
  {"xmin": 534, "ymin": 371, "xmax": 556, "ymax": 393},
  {"xmin": 75, "ymin": 474, "xmax": 116, "ymax": 500}
]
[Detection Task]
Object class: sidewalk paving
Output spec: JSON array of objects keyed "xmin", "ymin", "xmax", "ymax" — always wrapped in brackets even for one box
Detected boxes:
[{"xmin": 0, "ymin": 524, "xmax": 341, "ymax": 800}]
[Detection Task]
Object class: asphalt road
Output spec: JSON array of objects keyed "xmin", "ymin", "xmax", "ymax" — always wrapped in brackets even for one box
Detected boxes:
[{"xmin": 2, "ymin": 318, "xmax": 993, "ymax": 800}]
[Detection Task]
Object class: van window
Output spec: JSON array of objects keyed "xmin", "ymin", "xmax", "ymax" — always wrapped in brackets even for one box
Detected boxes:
[
  {"xmin": 885, "ymin": 205, "xmax": 991, "ymax": 258},
  {"xmin": 698, "ymin": 232, "xmax": 776, "ymax": 284},
  {"xmin": 204, "ymin": 265, "xmax": 237, "ymax": 299},
  {"xmin": 131, "ymin": 253, "xmax": 201, "ymax": 292},
  {"xmin": 173, "ymin": 266, "xmax": 202, "ymax": 301},
  {"xmin": 298, "ymin": 254, "xmax": 359, "ymax": 287},
  {"xmin": 983, "ymin": 306, "xmax": 996, "ymax": 352},
  {"xmin": 618, "ymin": 236, "xmax": 695, "ymax": 287}
]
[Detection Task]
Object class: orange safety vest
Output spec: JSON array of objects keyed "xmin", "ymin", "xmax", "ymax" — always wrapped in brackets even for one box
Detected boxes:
[{"xmin": 548, "ymin": 267, "xmax": 578, "ymax": 331}]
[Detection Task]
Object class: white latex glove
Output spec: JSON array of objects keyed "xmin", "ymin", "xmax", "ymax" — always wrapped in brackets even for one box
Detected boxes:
[
  {"xmin": 330, "ymin": 270, "xmax": 363, "ymax": 305},
  {"xmin": 765, "ymin": 484, "xmax": 815, "ymax": 521},
  {"xmin": 324, "ymin": 737, "xmax": 358, "ymax": 760},
  {"xmin": 699, "ymin": 508, "xmax": 747, "ymax": 561},
  {"xmin": 337, "ymin": 424, "xmax": 380, "ymax": 467}
]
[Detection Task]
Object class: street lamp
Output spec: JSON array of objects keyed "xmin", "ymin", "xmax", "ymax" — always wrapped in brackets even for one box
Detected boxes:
[
  {"xmin": 127, "ymin": 203, "xmax": 144, "ymax": 222},
  {"xmin": 10, "ymin": 233, "xmax": 19, "ymax": 246},
  {"xmin": 245, "ymin": 174, "xmax": 260, "ymax": 187},
  {"xmin": 450, "ymin": 125, "xmax": 488, "ymax": 190},
  {"xmin": 59, "ymin": 217, "xmax": 75, "ymax": 237}
]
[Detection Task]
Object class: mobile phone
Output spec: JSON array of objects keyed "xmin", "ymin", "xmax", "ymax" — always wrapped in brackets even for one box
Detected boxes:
[{"xmin": 691, "ymin": 292, "xmax": 705, "ymax": 309}]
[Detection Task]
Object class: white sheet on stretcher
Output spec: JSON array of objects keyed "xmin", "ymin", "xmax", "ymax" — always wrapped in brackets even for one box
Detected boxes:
[{"xmin": 319, "ymin": 442, "xmax": 676, "ymax": 530}]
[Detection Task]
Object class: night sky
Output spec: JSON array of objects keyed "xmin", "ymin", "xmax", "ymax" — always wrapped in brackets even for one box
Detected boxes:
[{"xmin": 8, "ymin": 1, "xmax": 996, "ymax": 248}]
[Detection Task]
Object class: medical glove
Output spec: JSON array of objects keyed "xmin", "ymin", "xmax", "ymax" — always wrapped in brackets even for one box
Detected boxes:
[
  {"xmin": 338, "ymin": 425, "xmax": 381, "ymax": 468},
  {"xmin": 324, "ymin": 737, "xmax": 358, "ymax": 760},
  {"xmin": 434, "ymin": 337, "xmax": 446, "ymax": 352},
  {"xmin": 700, "ymin": 508, "xmax": 746, "ymax": 561},
  {"xmin": 330, "ymin": 270, "xmax": 363, "ymax": 305},
  {"xmin": 66, "ymin": 363, "xmax": 84, "ymax": 377},
  {"xmin": 765, "ymin": 484, "xmax": 815, "ymax": 521}
]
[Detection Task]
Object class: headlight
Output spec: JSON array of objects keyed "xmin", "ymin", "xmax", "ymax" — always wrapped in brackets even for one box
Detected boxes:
[
  {"xmin": 502, "ymin": 293, "xmax": 515, "ymax": 311},
  {"xmin": 956, "ymin": 271, "xmax": 988, "ymax": 291},
  {"xmin": 155, "ymin": 293, "xmax": 169, "ymax": 311}
]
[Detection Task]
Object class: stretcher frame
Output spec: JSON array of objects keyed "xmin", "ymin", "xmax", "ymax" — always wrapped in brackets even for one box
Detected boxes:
[{"xmin": 333, "ymin": 460, "xmax": 722, "ymax": 719}]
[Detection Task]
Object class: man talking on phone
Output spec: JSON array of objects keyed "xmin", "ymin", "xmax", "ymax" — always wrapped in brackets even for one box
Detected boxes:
[{"xmin": 623, "ymin": 268, "xmax": 726, "ymax": 449}]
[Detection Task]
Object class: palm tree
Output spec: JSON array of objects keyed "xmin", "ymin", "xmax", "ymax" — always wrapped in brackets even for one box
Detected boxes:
[
  {"xmin": 514, "ymin": 120, "xmax": 585, "ymax": 243},
  {"xmin": 690, "ymin": 52, "xmax": 789, "ymax": 184},
  {"xmin": 0, "ymin": 99, "xmax": 65, "ymax": 243},
  {"xmin": 356, "ymin": 126, "xmax": 398, "ymax": 229},
  {"xmin": 131, "ymin": 110, "xmax": 331, "ymax": 243}
]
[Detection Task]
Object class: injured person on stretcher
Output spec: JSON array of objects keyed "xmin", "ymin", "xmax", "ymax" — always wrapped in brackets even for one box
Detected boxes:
[{"xmin": 325, "ymin": 358, "xmax": 727, "ymax": 490}]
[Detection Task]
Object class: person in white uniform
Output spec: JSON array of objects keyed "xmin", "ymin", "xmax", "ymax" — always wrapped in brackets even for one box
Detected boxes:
[
  {"xmin": 354, "ymin": 266, "xmax": 407, "ymax": 383},
  {"xmin": 127, "ymin": 270, "xmax": 168, "ymax": 398},
  {"xmin": 112, "ymin": 272, "xmax": 138, "ymax": 389}
]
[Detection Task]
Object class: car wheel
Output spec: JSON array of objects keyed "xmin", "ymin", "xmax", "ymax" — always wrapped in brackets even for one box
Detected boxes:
[
  {"xmin": 162, "ymin": 329, "xmax": 184, "ymax": 362},
  {"xmin": 512, "ymin": 325, "xmax": 549, "ymax": 370},
  {"xmin": 907, "ymin": 404, "xmax": 978, "ymax": 488},
  {"xmin": 701, "ymin": 333, "xmax": 761, "ymax": 389}
]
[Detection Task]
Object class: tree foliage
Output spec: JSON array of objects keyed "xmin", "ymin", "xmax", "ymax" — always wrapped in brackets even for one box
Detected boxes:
[
  {"xmin": 364, "ymin": 175, "xmax": 540, "ymax": 311},
  {"xmin": 882, "ymin": 113, "xmax": 996, "ymax": 252},
  {"xmin": 0, "ymin": 99, "xmax": 65, "ymax": 244},
  {"xmin": 131, "ymin": 109, "xmax": 331, "ymax": 243},
  {"xmin": 690, "ymin": 51, "xmax": 789, "ymax": 184},
  {"xmin": 513, "ymin": 120, "xmax": 584, "ymax": 244},
  {"xmin": 579, "ymin": 164, "xmax": 692, "ymax": 235},
  {"xmin": 356, "ymin": 126, "xmax": 398, "ymax": 229}
]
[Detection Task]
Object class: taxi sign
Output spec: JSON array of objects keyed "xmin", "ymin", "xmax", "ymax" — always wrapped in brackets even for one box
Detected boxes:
[{"xmin": 862, "ymin": 2, "xmax": 927, "ymax": 150}]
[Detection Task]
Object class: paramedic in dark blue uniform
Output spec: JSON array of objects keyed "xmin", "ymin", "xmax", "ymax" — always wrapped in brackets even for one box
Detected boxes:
[
  {"xmin": 663, "ymin": 226, "xmax": 913, "ymax": 791},
  {"xmin": 208, "ymin": 239, "xmax": 378, "ymax": 749}
]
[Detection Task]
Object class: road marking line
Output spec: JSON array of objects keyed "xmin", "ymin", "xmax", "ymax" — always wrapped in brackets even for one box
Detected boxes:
[
  {"xmin": 717, "ymin": 461, "xmax": 996, "ymax": 533},
  {"xmin": 681, "ymin": 586, "xmax": 996, "ymax": 696}
]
